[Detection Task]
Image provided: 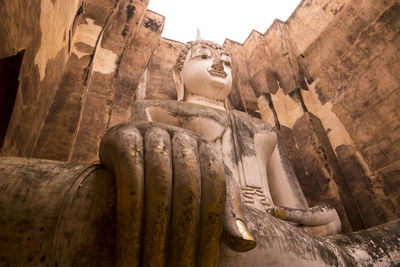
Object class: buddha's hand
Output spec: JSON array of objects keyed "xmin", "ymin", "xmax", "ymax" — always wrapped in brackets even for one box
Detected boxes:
[{"xmin": 100, "ymin": 121, "xmax": 225, "ymax": 267}]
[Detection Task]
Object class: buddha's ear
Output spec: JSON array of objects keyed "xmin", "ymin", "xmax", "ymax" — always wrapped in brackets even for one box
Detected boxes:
[{"xmin": 172, "ymin": 66, "xmax": 184, "ymax": 101}]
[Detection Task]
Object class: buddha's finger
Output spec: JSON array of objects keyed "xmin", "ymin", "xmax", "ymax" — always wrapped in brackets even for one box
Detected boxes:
[
  {"xmin": 271, "ymin": 205, "xmax": 340, "ymax": 226},
  {"xmin": 198, "ymin": 141, "xmax": 225, "ymax": 267},
  {"xmin": 141, "ymin": 127, "xmax": 173, "ymax": 266},
  {"xmin": 168, "ymin": 133, "xmax": 202, "ymax": 267},
  {"xmin": 224, "ymin": 174, "xmax": 257, "ymax": 252},
  {"xmin": 300, "ymin": 221, "xmax": 341, "ymax": 237},
  {"xmin": 99, "ymin": 124, "xmax": 144, "ymax": 267}
]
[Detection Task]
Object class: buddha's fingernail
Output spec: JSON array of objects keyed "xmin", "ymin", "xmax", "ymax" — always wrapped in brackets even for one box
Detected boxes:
[
  {"xmin": 273, "ymin": 207, "xmax": 287, "ymax": 219},
  {"xmin": 235, "ymin": 219, "xmax": 255, "ymax": 242}
]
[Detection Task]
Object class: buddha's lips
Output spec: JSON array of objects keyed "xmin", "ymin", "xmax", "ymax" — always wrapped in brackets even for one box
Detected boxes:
[{"xmin": 208, "ymin": 69, "xmax": 227, "ymax": 78}]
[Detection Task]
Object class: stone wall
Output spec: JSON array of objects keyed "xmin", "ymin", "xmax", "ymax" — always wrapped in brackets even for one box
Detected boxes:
[
  {"xmin": 301, "ymin": 0, "xmax": 400, "ymax": 227},
  {"xmin": 0, "ymin": 0, "xmax": 82, "ymax": 157},
  {"xmin": 1, "ymin": 0, "xmax": 399, "ymax": 231},
  {"xmin": 1, "ymin": 0, "xmax": 166, "ymax": 164}
]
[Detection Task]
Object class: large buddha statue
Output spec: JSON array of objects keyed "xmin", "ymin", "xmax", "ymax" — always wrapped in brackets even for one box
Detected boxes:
[
  {"xmin": 0, "ymin": 40, "xmax": 399, "ymax": 267},
  {"xmin": 99, "ymin": 40, "xmax": 399, "ymax": 266}
]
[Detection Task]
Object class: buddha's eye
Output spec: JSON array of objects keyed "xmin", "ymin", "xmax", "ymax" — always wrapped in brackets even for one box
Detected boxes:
[
  {"xmin": 201, "ymin": 55, "xmax": 208, "ymax": 59},
  {"xmin": 223, "ymin": 61, "xmax": 231, "ymax": 67}
]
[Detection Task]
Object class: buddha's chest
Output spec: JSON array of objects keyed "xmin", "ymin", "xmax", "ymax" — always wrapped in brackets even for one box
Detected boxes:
[
  {"xmin": 141, "ymin": 102, "xmax": 277, "ymax": 209},
  {"xmin": 143, "ymin": 104, "xmax": 277, "ymax": 159}
]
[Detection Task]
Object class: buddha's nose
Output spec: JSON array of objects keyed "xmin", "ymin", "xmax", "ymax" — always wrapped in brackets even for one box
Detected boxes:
[{"xmin": 211, "ymin": 57, "xmax": 224, "ymax": 72}]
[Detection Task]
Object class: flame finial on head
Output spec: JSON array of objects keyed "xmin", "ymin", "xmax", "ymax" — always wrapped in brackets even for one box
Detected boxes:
[{"xmin": 196, "ymin": 27, "xmax": 202, "ymax": 41}]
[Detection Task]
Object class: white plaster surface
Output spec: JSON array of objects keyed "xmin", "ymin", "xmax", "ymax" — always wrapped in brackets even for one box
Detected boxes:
[
  {"xmin": 35, "ymin": 0, "xmax": 80, "ymax": 80},
  {"xmin": 71, "ymin": 18, "xmax": 102, "ymax": 59},
  {"xmin": 300, "ymin": 80, "xmax": 354, "ymax": 150},
  {"xmin": 258, "ymin": 95, "xmax": 276, "ymax": 126},
  {"xmin": 271, "ymin": 87, "xmax": 304, "ymax": 128},
  {"xmin": 92, "ymin": 46, "xmax": 118, "ymax": 75}
]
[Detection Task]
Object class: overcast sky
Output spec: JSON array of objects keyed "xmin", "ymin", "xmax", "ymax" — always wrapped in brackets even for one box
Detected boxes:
[{"xmin": 148, "ymin": 0, "xmax": 302, "ymax": 44}]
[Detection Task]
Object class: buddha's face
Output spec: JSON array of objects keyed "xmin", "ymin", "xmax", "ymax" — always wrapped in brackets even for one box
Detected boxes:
[{"xmin": 181, "ymin": 44, "xmax": 233, "ymax": 101}]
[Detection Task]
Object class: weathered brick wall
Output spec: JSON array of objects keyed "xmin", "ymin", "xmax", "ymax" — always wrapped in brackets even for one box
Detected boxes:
[
  {"xmin": 144, "ymin": 38, "xmax": 184, "ymax": 101},
  {"xmin": 0, "ymin": 0, "xmax": 83, "ymax": 157},
  {"xmin": 300, "ymin": 0, "xmax": 400, "ymax": 226},
  {"xmin": 252, "ymin": 0, "xmax": 400, "ymax": 229},
  {"xmin": 1, "ymin": 0, "xmax": 167, "ymax": 164}
]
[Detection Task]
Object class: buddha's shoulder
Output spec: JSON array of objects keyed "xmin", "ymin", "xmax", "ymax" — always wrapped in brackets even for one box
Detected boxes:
[
  {"xmin": 230, "ymin": 109, "xmax": 275, "ymax": 133},
  {"xmin": 130, "ymin": 99, "xmax": 229, "ymax": 124},
  {"xmin": 130, "ymin": 100, "xmax": 275, "ymax": 133}
]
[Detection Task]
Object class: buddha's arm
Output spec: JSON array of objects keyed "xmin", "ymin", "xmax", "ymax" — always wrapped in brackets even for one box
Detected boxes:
[
  {"xmin": 267, "ymin": 142, "xmax": 309, "ymax": 209},
  {"xmin": 267, "ymin": 142, "xmax": 341, "ymax": 236}
]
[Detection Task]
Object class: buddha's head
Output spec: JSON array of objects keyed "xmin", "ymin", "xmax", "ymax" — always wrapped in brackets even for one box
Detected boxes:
[{"xmin": 173, "ymin": 40, "xmax": 233, "ymax": 110}]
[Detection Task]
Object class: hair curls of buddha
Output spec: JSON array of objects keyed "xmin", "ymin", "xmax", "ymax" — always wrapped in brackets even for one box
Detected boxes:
[{"xmin": 175, "ymin": 40, "xmax": 228, "ymax": 70}]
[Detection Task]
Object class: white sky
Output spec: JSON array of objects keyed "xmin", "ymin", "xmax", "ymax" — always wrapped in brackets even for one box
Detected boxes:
[{"xmin": 148, "ymin": 0, "xmax": 303, "ymax": 45}]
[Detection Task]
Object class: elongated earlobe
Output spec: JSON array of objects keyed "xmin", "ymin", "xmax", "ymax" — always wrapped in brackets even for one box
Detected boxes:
[
  {"xmin": 172, "ymin": 66, "xmax": 184, "ymax": 101},
  {"xmin": 224, "ymin": 98, "xmax": 230, "ymax": 110}
]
